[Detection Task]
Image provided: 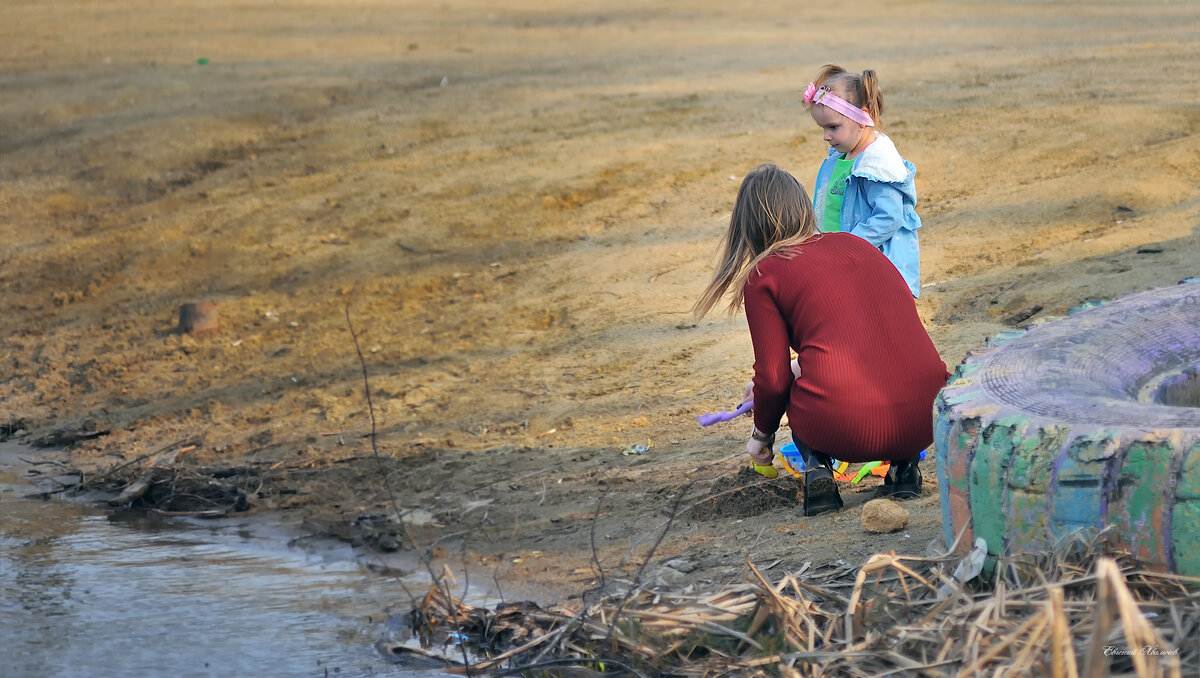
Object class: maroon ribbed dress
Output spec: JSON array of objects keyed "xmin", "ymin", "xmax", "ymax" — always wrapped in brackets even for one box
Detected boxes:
[{"xmin": 745, "ymin": 233, "xmax": 948, "ymax": 463}]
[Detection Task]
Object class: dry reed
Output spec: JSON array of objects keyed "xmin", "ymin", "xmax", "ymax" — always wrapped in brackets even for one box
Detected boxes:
[{"xmin": 392, "ymin": 535, "xmax": 1199, "ymax": 677}]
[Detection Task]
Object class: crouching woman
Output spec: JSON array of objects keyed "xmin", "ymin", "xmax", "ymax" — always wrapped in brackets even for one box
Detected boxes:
[{"xmin": 694, "ymin": 163, "xmax": 948, "ymax": 516}]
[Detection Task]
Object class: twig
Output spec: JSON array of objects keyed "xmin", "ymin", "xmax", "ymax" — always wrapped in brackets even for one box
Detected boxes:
[
  {"xmin": 587, "ymin": 491, "xmax": 608, "ymax": 598},
  {"xmin": 604, "ymin": 477, "xmax": 699, "ymax": 644},
  {"xmin": 991, "ymin": 280, "xmax": 1019, "ymax": 303},
  {"xmin": 344, "ymin": 288, "xmax": 475, "ymax": 676},
  {"xmin": 18, "ymin": 456, "xmax": 67, "ymax": 467},
  {"xmin": 490, "ymin": 656, "xmax": 647, "ymax": 678}
]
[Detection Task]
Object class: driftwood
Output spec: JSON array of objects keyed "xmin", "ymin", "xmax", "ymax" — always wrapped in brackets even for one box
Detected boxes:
[
  {"xmin": 394, "ymin": 536, "xmax": 1199, "ymax": 677},
  {"xmin": 108, "ymin": 469, "xmax": 155, "ymax": 506},
  {"xmin": 71, "ymin": 438, "xmax": 199, "ymax": 495},
  {"xmin": 62, "ymin": 441, "xmax": 264, "ymax": 517},
  {"xmin": 106, "ymin": 444, "xmax": 196, "ymax": 507}
]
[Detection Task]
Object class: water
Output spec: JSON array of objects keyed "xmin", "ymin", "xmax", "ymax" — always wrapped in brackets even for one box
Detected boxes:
[{"xmin": 0, "ymin": 444, "xmax": 476, "ymax": 678}]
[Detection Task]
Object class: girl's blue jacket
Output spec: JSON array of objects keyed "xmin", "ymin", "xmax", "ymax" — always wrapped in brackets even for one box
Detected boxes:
[{"xmin": 812, "ymin": 132, "xmax": 922, "ymax": 297}]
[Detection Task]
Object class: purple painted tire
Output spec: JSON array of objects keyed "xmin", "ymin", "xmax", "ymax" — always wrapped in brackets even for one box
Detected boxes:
[{"xmin": 935, "ymin": 281, "xmax": 1200, "ymax": 575}]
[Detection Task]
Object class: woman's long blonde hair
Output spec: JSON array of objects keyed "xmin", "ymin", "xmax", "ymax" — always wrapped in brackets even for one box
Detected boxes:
[{"xmin": 693, "ymin": 163, "xmax": 818, "ymax": 319}]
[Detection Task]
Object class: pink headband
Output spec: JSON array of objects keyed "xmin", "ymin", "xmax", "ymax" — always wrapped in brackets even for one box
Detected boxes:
[{"xmin": 803, "ymin": 82, "xmax": 874, "ymax": 127}]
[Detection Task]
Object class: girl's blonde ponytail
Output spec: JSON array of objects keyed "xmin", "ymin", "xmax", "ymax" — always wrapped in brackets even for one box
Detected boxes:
[{"xmin": 860, "ymin": 69, "xmax": 885, "ymax": 130}]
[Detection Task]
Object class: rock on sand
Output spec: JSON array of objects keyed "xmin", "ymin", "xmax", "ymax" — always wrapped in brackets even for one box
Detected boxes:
[{"xmin": 861, "ymin": 498, "xmax": 910, "ymax": 533}]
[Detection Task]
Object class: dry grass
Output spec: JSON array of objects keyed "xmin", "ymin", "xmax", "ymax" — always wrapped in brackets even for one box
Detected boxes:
[{"xmin": 394, "ymin": 534, "xmax": 1199, "ymax": 677}]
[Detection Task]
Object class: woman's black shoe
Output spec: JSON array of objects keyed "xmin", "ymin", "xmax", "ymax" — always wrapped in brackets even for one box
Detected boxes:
[
  {"xmin": 803, "ymin": 466, "xmax": 844, "ymax": 516},
  {"xmin": 876, "ymin": 459, "xmax": 922, "ymax": 499}
]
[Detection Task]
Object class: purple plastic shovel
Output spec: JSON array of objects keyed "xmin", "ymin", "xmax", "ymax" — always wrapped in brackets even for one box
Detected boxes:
[{"xmin": 696, "ymin": 400, "xmax": 753, "ymax": 427}]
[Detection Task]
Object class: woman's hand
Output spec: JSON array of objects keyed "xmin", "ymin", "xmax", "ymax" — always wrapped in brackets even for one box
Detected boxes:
[
  {"xmin": 741, "ymin": 381, "xmax": 754, "ymax": 406},
  {"xmin": 746, "ymin": 437, "xmax": 774, "ymax": 464}
]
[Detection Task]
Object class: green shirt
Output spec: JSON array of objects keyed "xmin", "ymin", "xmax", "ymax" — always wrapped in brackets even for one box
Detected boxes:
[{"xmin": 821, "ymin": 156, "xmax": 854, "ymax": 233}]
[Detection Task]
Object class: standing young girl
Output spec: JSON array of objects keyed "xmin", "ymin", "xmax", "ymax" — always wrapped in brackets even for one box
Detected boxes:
[
  {"xmin": 804, "ymin": 64, "xmax": 923, "ymax": 297},
  {"xmin": 694, "ymin": 164, "xmax": 947, "ymax": 516}
]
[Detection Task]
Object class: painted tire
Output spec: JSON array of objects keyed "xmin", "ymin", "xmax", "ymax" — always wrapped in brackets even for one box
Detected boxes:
[{"xmin": 935, "ymin": 281, "xmax": 1200, "ymax": 575}]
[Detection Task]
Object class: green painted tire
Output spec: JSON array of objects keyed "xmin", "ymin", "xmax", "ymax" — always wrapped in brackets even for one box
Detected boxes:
[{"xmin": 935, "ymin": 281, "xmax": 1200, "ymax": 575}]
